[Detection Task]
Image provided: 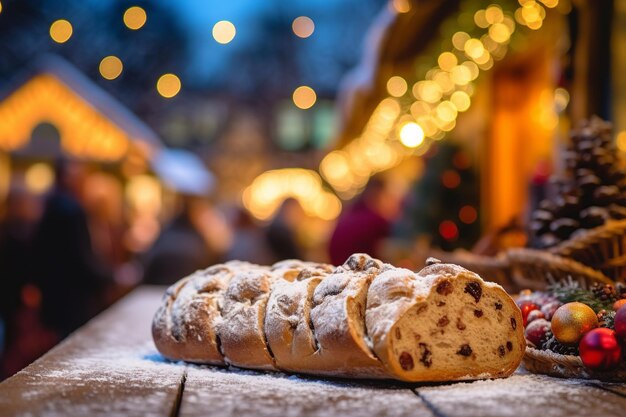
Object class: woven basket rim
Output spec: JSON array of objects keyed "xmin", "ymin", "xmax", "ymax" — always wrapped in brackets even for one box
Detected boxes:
[
  {"xmin": 506, "ymin": 248, "xmax": 614, "ymax": 285},
  {"xmin": 523, "ymin": 346, "xmax": 626, "ymax": 381},
  {"xmin": 551, "ymin": 219, "xmax": 626, "ymax": 255}
]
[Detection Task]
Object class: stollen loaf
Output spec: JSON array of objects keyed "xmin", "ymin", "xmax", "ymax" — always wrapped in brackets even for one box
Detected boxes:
[{"xmin": 152, "ymin": 254, "xmax": 525, "ymax": 381}]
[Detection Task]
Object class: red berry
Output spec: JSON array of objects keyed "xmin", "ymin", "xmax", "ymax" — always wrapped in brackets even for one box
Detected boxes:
[
  {"xmin": 518, "ymin": 300, "xmax": 539, "ymax": 327},
  {"xmin": 615, "ymin": 305, "xmax": 626, "ymax": 340},
  {"xmin": 525, "ymin": 319, "xmax": 551, "ymax": 347},
  {"xmin": 526, "ymin": 309, "xmax": 546, "ymax": 324},
  {"xmin": 579, "ymin": 328, "xmax": 622, "ymax": 371}
]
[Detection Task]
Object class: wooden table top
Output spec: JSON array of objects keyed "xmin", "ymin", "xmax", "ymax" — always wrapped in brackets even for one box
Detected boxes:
[{"xmin": 1, "ymin": 286, "xmax": 625, "ymax": 417}]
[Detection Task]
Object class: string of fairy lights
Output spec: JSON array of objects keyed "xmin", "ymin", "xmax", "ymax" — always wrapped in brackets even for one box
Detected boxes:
[
  {"xmin": 1, "ymin": 0, "xmax": 573, "ymax": 221},
  {"xmin": 243, "ymin": 0, "xmax": 569, "ymax": 221}
]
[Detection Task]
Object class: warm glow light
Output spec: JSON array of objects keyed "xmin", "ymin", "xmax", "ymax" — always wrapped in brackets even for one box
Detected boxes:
[
  {"xmin": 464, "ymin": 38, "xmax": 485, "ymax": 60},
  {"xmin": 0, "ymin": 74, "xmax": 129, "ymax": 160},
  {"xmin": 452, "ymin": 32, "xmax": 470, "ymax": 51},
  {"xmin": 292, "ymin": 86, "xmax": 317, "ymax": 109},
  {"xmin": 554, "ymin": 88, "xmax": 570, "ymax": 112},
  {"xmin": 50, "ymin": 19, "xmax": 73, "ymax": 43},
  {"xmin": 0, "ymin": 2, "xmax": 3, "ymax": 14},
  {"xmin": 399, "ymin": 122, "xmax": 425, "ymax": 148},
  {"xmin": 387, "ymin": 76, "xmax": 407, "ymax": 97},
  {"xmin": 244, "ymin": 169, "xmax": 341, "ymax": 221},
  {"xmin": 474, "ymin": 10, "xmax": 489, "ymax": 28},
  {"xmin": 485, "ymin": 5, "xmax": 504, "ymax": 24},
  {"xmin": 391, "ymin": 0, "xmax": 411, "ymax": 13},
  {"xmin": 213, "ymin": 20, "xmax": 236, "ymax": 44},
  {"xmin": 414, "ymin": 81, "xmax": 442, "ymax": 103},
  {"xmin": 541, "ymin": 0, "xmax": 559, "ymax": 8},
  {"xmin": 157, "ymin": 73, "xmax": 181, "ymax": 98},
  {"xmin": 450, "ymin": 91, "xmax": 471, "ymax": 112},
  {"xmin": 489, "ymin": 23, "xmax": 511, "ymax": 43},
  {"xmin": 438, "ymin": 52, "xmax": 458, "ymax": 71},
  {"xmin": 25, "ymin": 163, "xmax": 54, "ymax": 194},
  {"xmin": 292, "ymin": 16, "xmax": 314, "ymax": 38},
  {"xmin": 462, "ymin": 61, "xmax": 480, "ymax": 80},
  {"xmin": 450, "ymin": 65, "xmax": 472, "ymax": 85},
  {"xmin": 617, "ymin": 131, "xmax": 626, "ymax": 152},
  {"xmin": 99, "ymin": 56, "xmax": 123, "ymax": 80},
  {"xmin": 432, "ymin": 72, "xmax": 453, "ymax": 94},
  {"xmin": 123, "ymin": 6, "xmax": 147, "ymax": 30},
  {"xmin": 436, "ymin": 101, "xmax": 458, "ymax": 123}
]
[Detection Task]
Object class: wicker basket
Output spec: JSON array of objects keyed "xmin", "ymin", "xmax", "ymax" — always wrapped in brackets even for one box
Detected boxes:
[
  {"xmin": 523, "ymin": 347, "xmax": 626, "ymax": 381},
  {"xmin": 430, "ymin": 250, "xmax": 514, "ymax": 292},
  {"xmin": 506, "ymin": 248, "xmax": 614, "ymax": 291},
  {"xmin": 550, "ymin": 220, "xmax": 626, "ymax": 283}
]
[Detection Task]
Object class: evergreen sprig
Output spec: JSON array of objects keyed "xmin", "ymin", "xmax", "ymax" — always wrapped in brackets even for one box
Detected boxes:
[{"xmin": 547, "ymin": 280, "xmax": 614, "ymax": 313}]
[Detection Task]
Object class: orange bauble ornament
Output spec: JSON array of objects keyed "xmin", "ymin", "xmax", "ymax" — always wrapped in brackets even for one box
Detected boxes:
[
  {"xmin": 551, "ymin": 302, "xmax": 598, "ymax": 345},
  {"xmin": 613, "ymin": 299, "xmax": 626, "ymax": 311}
]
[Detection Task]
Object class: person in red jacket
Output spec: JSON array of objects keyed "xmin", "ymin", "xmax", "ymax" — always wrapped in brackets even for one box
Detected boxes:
[{"xmin": 329, "ymin": 176, "xmax": 403, "ymax": 265}]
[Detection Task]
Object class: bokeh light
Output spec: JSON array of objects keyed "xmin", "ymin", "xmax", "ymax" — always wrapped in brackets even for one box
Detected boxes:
[
  {"xmin": 459, "ymin": 205, "xmax": 478, "ymax": 224},
  {"xmin": 50, "ymin": 19, "xmax": 73, "ymax": 43},
  {"xmin": 123, "ymin": 6, "xmax": 147, "ymax": 30},
  {"xmin": 617, "ymin": 131, "xmax": 626, "ymax": 152},
  {"xmin": 438, "ymin": 52, "xmax": 458, "ymax": 71},
  {"xmin": 391, "ymin": 0, "xmax": 411, "ymax": 13},
  {"xmin": 213, "ymin": 20, "xmax": 236, "ymax": 44},
  {"xmin": 399, "ymin": 122, "xmax": 425, "ymax": 148},
  {"xmin": 292, "ymin": 86, "xmax": 317, "ymax": 109},
  {"xmin": 292, "ymin": 16, "xmax": 315, "ymax": 38},
  {"xmin": 450, "ymin": 91, "xmax": 471, "ymax": 112},
  {"xmin": 439, "ymin": 220, "xmax": 459, "ymax": 240},
  {"xmin": 387, "ymin": 76, "xmax": 407, "ymax": 97},
  {"xmin": 157, "ymin": 73, "xmax": 182, "ymax": 98},
  {"xmin": 25, "ymin": 163, "xmax": 54, "ymax": 194},
  {"xmin": 442, "ymin": 170, "xmax": 461, "ymax": 188},
  {"xmin": 99, "ymin": 56, "xmax": 123, "ymax": 80}
]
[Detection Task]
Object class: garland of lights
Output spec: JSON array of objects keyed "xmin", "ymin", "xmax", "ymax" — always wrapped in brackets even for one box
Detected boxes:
[{"xmin": 245, "ymin": 0, "xmax": 568, "ymax": 219}]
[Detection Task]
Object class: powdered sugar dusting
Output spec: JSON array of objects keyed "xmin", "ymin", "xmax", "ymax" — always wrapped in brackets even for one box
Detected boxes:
[
  {"xmin": 419, "ymin": 373, "xmax": 625, "ymax": 417},
  {"xmin": 182, "ymin": 364, "xmax": 429, "ymax": 417},
  {"xmin": 0, "ymin": 288, "xmax": 186, "ymax": 417}
]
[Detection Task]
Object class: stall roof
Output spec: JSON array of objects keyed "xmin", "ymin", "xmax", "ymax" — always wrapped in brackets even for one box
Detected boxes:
[{"xmin": 0, "ymin": 54, "xmax": 162, "ymax": 160}]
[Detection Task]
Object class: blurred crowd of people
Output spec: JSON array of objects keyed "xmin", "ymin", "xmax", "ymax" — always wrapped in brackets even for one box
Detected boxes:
[{"xmin": 0, "ymin": 158, "xmax": 406, "ymax": 380}]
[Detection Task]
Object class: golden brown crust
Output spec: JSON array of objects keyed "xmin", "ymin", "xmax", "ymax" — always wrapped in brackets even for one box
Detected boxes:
[{"xmin": 152, "ymin": 255, "xmax": 524, "ymax": 381}]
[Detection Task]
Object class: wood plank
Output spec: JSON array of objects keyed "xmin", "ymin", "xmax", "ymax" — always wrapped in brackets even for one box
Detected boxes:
[
  {"xmin": 592, "ymin": 382, "xmax": 626, "ymax": 398},
  {"xmin": 181, "ymin": 365, "xmax": 433, "ymax": 417},
  {"xmin": 0, "ymin": 286, "xmax": 185, "ymax": 417},
  {"xmin": 417, "ymin": 373, "xmax": 626, "ymax": 417}
]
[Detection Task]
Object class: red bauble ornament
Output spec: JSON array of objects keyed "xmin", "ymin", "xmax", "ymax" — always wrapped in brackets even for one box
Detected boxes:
[
  {"xmin": 518, "ymin": 300, "xmax": 539, "ymax": 327},
  {"xmin": 579, "ymin": 328, "xmax": 622, "ymax": 371},
  {"xmin": 614, "ymin": 299, "xmax": 626, "ymax": 311},
  {"xmin": 614, "ymin": 305, "xmax": 626, "ymax": 340},
  {"xmin": 526, "ymin": 309, "xmax": 546, "ymax": 324}
]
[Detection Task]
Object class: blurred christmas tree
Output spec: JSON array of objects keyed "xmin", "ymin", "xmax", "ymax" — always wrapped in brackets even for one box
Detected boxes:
[{"xmin": 398, "ymin": 141, "xmax": 481, "ymax": 251}]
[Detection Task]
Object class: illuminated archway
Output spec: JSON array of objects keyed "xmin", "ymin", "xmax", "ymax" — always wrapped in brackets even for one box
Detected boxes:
[{"xmin": 0, "ymin": 73, "xmax": 130, "ymax": 161}]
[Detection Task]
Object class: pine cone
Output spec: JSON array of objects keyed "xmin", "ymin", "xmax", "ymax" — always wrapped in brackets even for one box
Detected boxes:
[
  {"xmin": 591, "ymin": 283, "xmax": 618, "ymax": 304},
  {"xmin": 544, "ymin": 335, "xmax": 579, "ymax": 356},
  {"xmin": 529, "ymin": 117, "xmax": 626, "ymax": 248},
  {"xmin": 598, "ymin": 310, "xmax": 616, "ymax": 329}
]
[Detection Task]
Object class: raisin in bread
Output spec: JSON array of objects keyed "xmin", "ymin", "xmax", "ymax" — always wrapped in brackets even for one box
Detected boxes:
[
  {"xmin": 152, "ymin": 254, "xmax": 524, "ymax": 381},
  {"xmin": 366, "ymin": 258, "xmax": 525, "ymax": 381}
]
